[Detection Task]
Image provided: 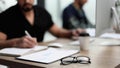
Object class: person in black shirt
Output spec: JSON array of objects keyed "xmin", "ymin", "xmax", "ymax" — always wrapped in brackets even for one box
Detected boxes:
[{"xmin": 0, "ymin": 0, "xmax": 85, "ymax": 48}]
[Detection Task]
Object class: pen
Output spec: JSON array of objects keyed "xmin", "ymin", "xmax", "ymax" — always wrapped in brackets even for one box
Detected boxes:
[
  {"xmin": 25, "ymin": 31, "xmax": 37, "ymax": 47},
  {"xmin": 25, "ymin": 30, "xmax": 32, "ymax": 38}
]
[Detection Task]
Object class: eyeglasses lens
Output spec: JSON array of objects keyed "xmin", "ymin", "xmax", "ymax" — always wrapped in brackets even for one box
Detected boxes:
[
  {"xmin": 61, "ymin": 57, "xmax": 73, "ymax": 65},
  {"xmin": 77, "ymin": 57, "xmax": 91, "ymax": 64}
]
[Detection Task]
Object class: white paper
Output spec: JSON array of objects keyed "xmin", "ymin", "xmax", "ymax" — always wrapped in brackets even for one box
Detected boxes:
[
  {"xmin": 0, "ymin": 48, "xmax": 31, "ymax": 56},
  {"xmin": 100, "ymin": 33, "xmax": 120, "ymax": 39},
  {"xmin": 17, "ymin": 48, "xmax": 79, "ymax": 63},
  {"xmin": 0, "ymin": 46, "xmax": 48, "ymax": 56}
]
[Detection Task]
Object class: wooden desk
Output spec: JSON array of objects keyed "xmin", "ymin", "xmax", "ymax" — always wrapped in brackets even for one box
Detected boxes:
[{"xmin": 0, "ymin": 38, "xmax": 120, "ymax": 68}]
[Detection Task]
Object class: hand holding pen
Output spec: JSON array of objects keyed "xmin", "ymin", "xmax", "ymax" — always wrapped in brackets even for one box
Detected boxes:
[
  {"xmin": 13, "ymin": 31, "xmax": 37, "ymax": 48},
  {"xmin": 24, "ymin": 30, "xmax": 37, "ymax": 47}
]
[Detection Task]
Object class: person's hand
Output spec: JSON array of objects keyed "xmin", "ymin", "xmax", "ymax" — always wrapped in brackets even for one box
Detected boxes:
[
  {"xmin": 71, "ymin": 28, "xmax": 86, "ymax": 37},
  {"xmin": 13, "ymin": 36, "xmax": 37, "ymax": 48},
  {"xmin": 70, "ymin": 28, "xmax": 86, "ymax": 40}
]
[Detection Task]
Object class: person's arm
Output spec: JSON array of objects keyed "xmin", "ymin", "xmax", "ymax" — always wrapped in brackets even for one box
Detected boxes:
[
  {"xmin": 0, "ymin": 32, "xmax": 37, "ymax": 48},
  {"xmin": 49, "ymin": 24, "xmax": 85, "ymax": 38}
]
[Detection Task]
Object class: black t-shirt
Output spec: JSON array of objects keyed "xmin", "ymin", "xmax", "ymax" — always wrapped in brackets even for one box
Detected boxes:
[{"xmin": 0, "ymin": 4, "xmax": 54, "ymax": 42}]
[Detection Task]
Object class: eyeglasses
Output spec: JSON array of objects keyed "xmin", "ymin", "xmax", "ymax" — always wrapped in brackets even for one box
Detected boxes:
[{"xmin": 60, "ymin": 56, "xmax": 91, "ymax": 65}]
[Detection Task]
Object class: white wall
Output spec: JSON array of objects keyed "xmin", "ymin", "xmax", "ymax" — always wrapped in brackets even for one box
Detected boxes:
[
  {"xmin": 45, "ymin": 0, "xmax": 61, "ymax": 26},
  {"xmin": 84, "ymin": 0, "xmax": 96, "ymax": 24},
  {"xmin": 4, "ymin": 0, "xmax": 17, "ymax": 9},
  {"xmin": 60, "ymin": 0, "xmax": 74, "ymax": 11},
  {"xmin": 44, "ymin": 0, "xmax": 59, "ymax": 42},
  {"xmin": 0, "ymin": 0, "xmax": 17, "ymax": 13}
]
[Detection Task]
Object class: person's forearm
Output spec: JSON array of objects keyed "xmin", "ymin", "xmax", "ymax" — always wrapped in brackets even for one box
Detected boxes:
[
  {"xmin": 0, "ymin": 40, "xmax": 16, "ymax": 48},
  {"xmin": 56, "ymin": 29, "xmax": 72, "ymax": 38},
  {"xmin": 0, "ymin": 37, "xmax": 37, "ymax": 48},
  {"xmin": 49, "ymin": 24, "xmax": 73, "ymax": 38}
]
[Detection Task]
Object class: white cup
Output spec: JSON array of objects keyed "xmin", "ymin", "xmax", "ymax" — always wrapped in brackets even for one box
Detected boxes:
[
  {"xmin": 79, "ymin": 33, "xmax": 90, "ymax": 51},
  {"xmin": 79, "ymin": 36, "xmax": 90, "ymax": 51}
]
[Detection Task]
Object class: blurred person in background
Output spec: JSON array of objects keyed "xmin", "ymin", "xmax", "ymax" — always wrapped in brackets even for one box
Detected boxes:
[{"xmin": 62, "ymin": 0, "xmax": 95, "ymax": 29}]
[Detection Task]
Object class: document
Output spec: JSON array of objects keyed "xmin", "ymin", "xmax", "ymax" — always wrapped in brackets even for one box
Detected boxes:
[
  {"xmin": 98, "ymin": 33, "xmax": 120, "ymax": 46},
  {"xmin": 17, "ymin": 48, "xmax": 79, "ymax": 64},
  {"xmin": 100, "ymin": 33, "xmax": 120, "ymax": 39},
  {"xmin": 0, "ymin": 42, "xmax": 64, "ymax": 57},
  {"xmin": 0, "ymin": 46, "xmax": 48, "ymax": 57}
]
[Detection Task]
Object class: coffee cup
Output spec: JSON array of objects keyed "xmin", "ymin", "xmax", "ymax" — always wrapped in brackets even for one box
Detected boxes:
[{"xmin": 79, "ymin": 33, "xmax": 90, "ymax": 51}]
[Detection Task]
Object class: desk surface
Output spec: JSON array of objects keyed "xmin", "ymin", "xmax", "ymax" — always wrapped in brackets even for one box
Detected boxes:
[{"xmin": 0, "ymin": 38, "xmax": 120, "ymax": 68}]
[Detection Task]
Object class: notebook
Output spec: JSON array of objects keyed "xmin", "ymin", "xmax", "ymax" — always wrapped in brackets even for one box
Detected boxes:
[
  {"xmin": 0, "ymin": 46, "xmax": 48, "ymax": 57},
  {"xmin": 0, "ymin": 42, "xmax": 65, "ymax": 57},
  {"xmin": 17, "ymin": 48, "xmax": 79, "ymax": 64}
]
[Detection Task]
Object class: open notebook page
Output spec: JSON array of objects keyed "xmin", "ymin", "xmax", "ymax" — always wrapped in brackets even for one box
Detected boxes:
[
  {"xmin": 0, "ymin": 46, "xmax": 48, "ymax": 57},
  {"xmin": 17, "ymin": 48, "xmax": 79, "ymax": 64}
]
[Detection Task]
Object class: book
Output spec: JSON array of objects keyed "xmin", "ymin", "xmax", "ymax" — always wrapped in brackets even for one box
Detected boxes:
[{"xmin": 0, "ymin": 46, "xmax": 48, "ymax": 57}]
